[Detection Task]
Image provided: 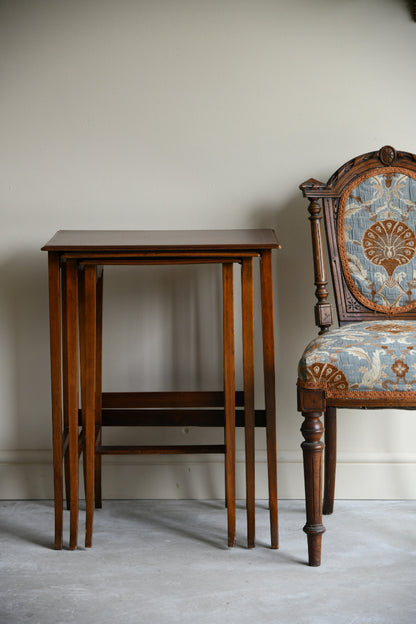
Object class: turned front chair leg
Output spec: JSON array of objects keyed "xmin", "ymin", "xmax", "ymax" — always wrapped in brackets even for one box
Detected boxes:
[
  {"xmin": 301, "ymin": 410, "xmax": 326, "ymax": 566},
  {"xmin": 323, "ymin": 406, "xmax": 336, "ymax": 515}
]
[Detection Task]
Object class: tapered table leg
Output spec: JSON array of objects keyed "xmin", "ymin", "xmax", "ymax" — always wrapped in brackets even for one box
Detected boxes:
[
  {"xmin": 260, "ymin": 249, "xmax": 278, "ymax": 549},
  {"xmin": 222, "ymin": 263, "xmax": 236, "ymax": 547},
  {"xmin": 63, "ymin": 259, "xmax": 79, "ymax": 550},
  {"xmin": 241, "ymin": 258, "xmax": 255, "ymax": 548},
  {"xmin": 95, "ymin": 267, "xmax": 104, "ymax": 509},
  {"xmin": 48, "ymin": 253, "xmax": 63, "ymax": 550},
  {"xmin": 79, "ymin": 265, "xmax": 96, "ymax": 548},
  {"xmin": 78, "ymin": 268, "xmax": 87, "ymax": 502},
  {"xmin": 61, "ymin": 264, "xmax": 71, "ymax": 511}
]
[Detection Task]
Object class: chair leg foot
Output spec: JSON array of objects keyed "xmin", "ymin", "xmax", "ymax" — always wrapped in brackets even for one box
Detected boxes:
[
  {"xmin": 305, "ymin": 532, "xmax": 324, "ymax": 567},
  {"xmin": 323, "ymin": 501, "xmax": 334, "ymax": 515}
]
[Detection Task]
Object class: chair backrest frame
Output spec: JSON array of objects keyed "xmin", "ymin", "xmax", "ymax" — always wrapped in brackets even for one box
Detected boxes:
[{"xmin": 300, "ymin": 146, "xmax": 416, "ymax": 334}]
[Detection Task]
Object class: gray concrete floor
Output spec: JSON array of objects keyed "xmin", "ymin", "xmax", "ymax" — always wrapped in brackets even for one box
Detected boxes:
[{"xmin": 0, "ymin": 500, "xmax": 415, "ymax": 624}]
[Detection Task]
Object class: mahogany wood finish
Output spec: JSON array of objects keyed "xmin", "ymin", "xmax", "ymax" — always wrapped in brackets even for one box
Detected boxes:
[
  {"xmin": 96, "ymin": 409, "xmax": 267, "ymax": 427},
  {"xmin": 241, "ymin": 258, "xmax": 255, "ymax": 548},
  {"xmin": 323, "ymin": 407, "xmax": 336, "ymax": 516},
  {"xmin": 78, "ymin": 265, "xmax": 96, "ymax": 548},
  {"xmin": 222, "ymin": 262, "xmax": 236, "ymax": 547},
  {"xmin": 47, "ymin": 253, "xmax": 63, "ymax": 549},
  {"xmin": 260, "ymin": 249, "xmax": 279, "ymax": 549},
  {"xmin": 94, "ymin": 268, "xmax": 104, "ymax": 509},
  {"xmin": 43, "ymin": 229, "xmax": 279, "ymax": 550},
  {"xmin": 61, "ymin": 263, "xmax": 71, "ymax": 513},
  {"xmin": 63, "ymin": 259, "xmax": 79, "ymax": 550},
  {"xmin": 101, "ymin": 390, "xmax": 245, "ymax": 408},
  {"xmin": 300, "ymin": 410, "xmax": 325, "ymax": 567},
  {"xmin": 307, "ymin": 199, "xmax": 333, "ymax": 334},
  {"xmin": 42, "ymin": 229, "xmax": 279, "ymax": 251},
  {"xmin": 299, "ymin": 146, "xmax": 416, "ymax": 566}
]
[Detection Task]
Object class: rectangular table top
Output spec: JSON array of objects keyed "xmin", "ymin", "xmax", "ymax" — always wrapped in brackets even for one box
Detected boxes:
[{"xmin": 42, "ymin": 229, "xmax": 280, "ymax": 252}]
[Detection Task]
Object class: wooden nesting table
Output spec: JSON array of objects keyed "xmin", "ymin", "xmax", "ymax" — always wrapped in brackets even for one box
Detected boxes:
[{"xmin": 42, "ymin": 229, "xmax": 279, "ymax": 550}]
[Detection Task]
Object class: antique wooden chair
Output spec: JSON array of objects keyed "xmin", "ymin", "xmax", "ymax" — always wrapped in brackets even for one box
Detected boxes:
[{"xmin": 298, "ymin": 145, "xmax": 416, "ymax": 566}]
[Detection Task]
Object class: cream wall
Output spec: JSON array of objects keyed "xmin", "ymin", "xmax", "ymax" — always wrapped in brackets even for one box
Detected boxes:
[{"xmin": 1, "ymin": 0, "xmax": 416, "ymax": 500}]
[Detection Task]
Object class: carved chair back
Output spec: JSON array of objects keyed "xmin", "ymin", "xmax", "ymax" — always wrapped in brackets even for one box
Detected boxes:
[{"xmin": 300, "ymin": 146, "xmax": 416, "ymax": 334}]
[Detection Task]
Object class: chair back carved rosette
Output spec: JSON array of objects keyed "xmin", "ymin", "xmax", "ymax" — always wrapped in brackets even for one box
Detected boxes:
[{"xmin": 298, "ymin": 146, "xmax": 416, "ymax": 566}]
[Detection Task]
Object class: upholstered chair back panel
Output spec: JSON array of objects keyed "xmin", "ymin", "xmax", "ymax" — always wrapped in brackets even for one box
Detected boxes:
[{"xmin": 338, "ymin": 169, "xmax": 416, "ymax": 314}]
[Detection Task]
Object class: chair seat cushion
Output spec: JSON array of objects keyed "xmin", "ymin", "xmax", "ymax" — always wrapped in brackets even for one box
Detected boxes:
[{"xmin": 298, "ymin": 320, "xmax": 416, "ymax": 398}]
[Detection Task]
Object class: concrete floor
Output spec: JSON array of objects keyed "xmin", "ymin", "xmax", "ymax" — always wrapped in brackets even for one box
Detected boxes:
[{"xmin": 0, "ymin": 500, "xmax": 415, "ymax": 624}]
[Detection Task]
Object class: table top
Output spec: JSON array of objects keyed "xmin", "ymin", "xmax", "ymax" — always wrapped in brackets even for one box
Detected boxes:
[{"xmin": 42, "ymin": 229, "xmax": 280, "ymax": 252}]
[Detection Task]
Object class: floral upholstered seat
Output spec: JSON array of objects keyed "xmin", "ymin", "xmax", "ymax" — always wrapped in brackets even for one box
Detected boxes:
[{"xmin": 298, "ymin": 320, "xmax": 416, "ymax": 399}]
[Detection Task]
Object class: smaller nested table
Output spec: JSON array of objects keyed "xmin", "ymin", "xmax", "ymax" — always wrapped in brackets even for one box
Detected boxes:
[{"xmin": 42, "ymin": 229, "xmax": 279, "ymax": 550}]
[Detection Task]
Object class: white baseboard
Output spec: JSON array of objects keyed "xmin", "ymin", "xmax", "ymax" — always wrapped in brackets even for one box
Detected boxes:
[{"xmin": 1, "ymin": 450, "xmax": 416, "ymax": 499}]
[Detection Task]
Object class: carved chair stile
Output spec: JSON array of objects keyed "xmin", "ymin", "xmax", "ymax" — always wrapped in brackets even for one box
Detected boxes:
[{"xmin": 298, "ymin": 146, "xmax": 416, "ymax": 566}]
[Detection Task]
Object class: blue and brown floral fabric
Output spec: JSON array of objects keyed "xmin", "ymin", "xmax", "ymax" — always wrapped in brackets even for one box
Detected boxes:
[
  {"xmin": 338, "ymin": 170, "xmax": 416, "ymax": 314},
  {"xmin": 298, "ymin": 320, "xmax": 416, "ymax": 399}
]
